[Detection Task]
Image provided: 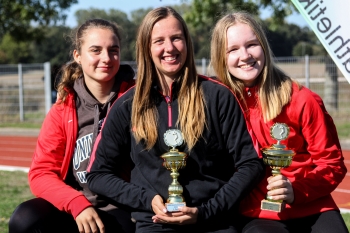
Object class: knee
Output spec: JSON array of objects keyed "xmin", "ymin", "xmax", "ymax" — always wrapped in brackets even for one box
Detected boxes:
[
  {"xmin": 9, "ymin": 201, "xmax": 33, "ymax": 233},
  {"xmin": 9, "ymin": 198, "xmax": 52, "ymax": 233}
]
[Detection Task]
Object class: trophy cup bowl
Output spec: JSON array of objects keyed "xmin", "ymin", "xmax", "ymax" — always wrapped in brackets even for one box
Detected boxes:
[
  {"xmin": 161, "ymin": 149, "xmax": 187, "ymax": 212},
  {"xmin": 261, "ymin": 123, "xmax": 295, "ymax": 212}
]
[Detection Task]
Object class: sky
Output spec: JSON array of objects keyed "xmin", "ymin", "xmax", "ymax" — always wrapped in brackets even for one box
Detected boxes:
[{"xmin": 63, "ymin": 0, "xmax": 309, "ymax": 28}]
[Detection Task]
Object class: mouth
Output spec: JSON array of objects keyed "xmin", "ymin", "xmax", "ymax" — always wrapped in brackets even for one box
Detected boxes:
[
  {"xmin": 162, "ymin": 55, "xmax": 178, "ymax": 62},
  {"xmin": 239, "ymin": 62, "xmax": 256, "ymax": 69}
]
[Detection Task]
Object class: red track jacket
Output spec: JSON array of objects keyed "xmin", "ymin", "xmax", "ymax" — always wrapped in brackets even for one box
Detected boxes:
[{"xmin": 239, "ymin": 83, "xmax": 347, "ymax": 220}]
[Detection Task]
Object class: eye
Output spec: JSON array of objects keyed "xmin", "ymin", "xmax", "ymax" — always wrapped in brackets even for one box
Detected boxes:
[
  {"xmin": 248, "ymin": 43, "xmax": 258, "ymax": 47},
  {"xmin": 227, "ymin": 48, "xmax": 238, "ymax": 54},
  {"xmin": 153, "ymin": 39, "xmax": 164, "ymax": 44},
  {"xmin": 109, "ymin": 48, "xmax": 119, "ymax": 54},
  {"xmin": 90, "ymin": 48, "xmax": 101, "ymax": 53}
]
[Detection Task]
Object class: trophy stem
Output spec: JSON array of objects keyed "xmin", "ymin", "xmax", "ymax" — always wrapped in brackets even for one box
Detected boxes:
[
  {"xmin": 161, "ymin": 148, "xmax": 187, "ymax": 212},
  {"xmin": 271, "ymin": 167, "xmax": 281, "ymax": 176}
]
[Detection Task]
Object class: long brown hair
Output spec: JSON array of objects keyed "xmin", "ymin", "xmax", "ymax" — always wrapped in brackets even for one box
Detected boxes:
[
  {"xmin": 56, "ymin": 19, "xmax": 121, "ymax": 103},
  {"xmin": 211, "ymin": 12, "xmax": 295, "ymax": 122},
  {"xmin": 132, "ymin": 7, "xmax": 206, "ymax": 151}
]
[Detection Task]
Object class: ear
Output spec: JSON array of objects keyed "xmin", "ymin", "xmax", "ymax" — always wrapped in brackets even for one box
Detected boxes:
[{"xmin": 73, "ymin": 50, "xmax": 81, "ymax": 64}]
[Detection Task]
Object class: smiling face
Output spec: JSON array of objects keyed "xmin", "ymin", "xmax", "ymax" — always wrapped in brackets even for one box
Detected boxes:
[
  {"xmin": 226, "ymin": 23, "xmax": 265, "ymax": 87},
  {"xmin": 150, "ymin": 16, "xmax": 187, "ymax": 81},
  {"xmin": 73, "ymin": 28, "xmax": 120, "ymax": 86}
]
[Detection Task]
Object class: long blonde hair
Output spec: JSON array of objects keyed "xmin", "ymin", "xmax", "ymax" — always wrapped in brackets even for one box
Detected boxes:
[
  {"xmin": 211, "ymin": 12, "xmax": 295, "ymax": 122},
  {"xmin": 132, "ymin": 7, "xmax": 206, "ymax": 150},
  {"xmin": 56, "ymin": 19, "xmax": 121, "ymax": 103}
]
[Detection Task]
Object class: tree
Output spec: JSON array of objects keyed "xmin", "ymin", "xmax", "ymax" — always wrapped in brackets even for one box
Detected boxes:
[
  {"xmin": 184, "ymin": 0, "xmax": 296, "ymax": 28},
  {"xmin": 0, "ymin": 0, "xmax": 78, "ymax": 41},
  {"xmin": 31, "ymin": 26, "xmax": 72, "ymax": 66},
  {"xmin": 0, "ymin": 34, "xmax": 33, "ymax": 63}
]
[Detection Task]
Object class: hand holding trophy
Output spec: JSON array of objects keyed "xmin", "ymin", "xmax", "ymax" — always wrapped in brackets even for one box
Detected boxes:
[
  {"xmin": 261, "ymin": 123, "xmax": 295, "ymax": 212},
  {"xmin": 161, "ymin": 129, "xmax": 188, "ymax": 212}
]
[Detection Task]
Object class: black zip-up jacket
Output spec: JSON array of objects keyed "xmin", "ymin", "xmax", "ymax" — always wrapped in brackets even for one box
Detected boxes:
[{"xmin": 87, "ymin": 75, "xmax": 264, "ymax": 229}]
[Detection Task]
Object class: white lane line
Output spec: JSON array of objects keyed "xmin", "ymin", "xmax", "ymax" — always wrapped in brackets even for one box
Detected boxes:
[
  {"xmin": 335, "ymin": 188, "xmax": 350, "ymax": 194},
  {"xmin": 340, "ymin": 208, "xmax": 350, "ymax": 213},
  {"xmin": 0, "ymin": 165, "xmax": 29, "ymax": 172}
]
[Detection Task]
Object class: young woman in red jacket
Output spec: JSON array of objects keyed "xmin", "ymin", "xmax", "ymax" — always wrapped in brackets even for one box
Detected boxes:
[
  {"xmin": 9, "ymin": 19, "xmax": 135, "ymax": 233},
  {"xmin": 210, "ymin": 11, "xmax": 348, "ymax": 233}
]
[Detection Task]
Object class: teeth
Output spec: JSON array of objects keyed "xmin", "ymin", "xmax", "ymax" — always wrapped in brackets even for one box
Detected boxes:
[
  {"xmin": 240, "ymin": 63, "xmax": 254, "ymax": 68},
  {"xmin": 164, "ymin": 56, "xmax": 176, "ymax": 61}
]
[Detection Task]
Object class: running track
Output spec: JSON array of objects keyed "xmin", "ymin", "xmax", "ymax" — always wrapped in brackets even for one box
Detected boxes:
[{"xmin": 0, "ymin": 133, "xmax": 350, "ymax": 213}]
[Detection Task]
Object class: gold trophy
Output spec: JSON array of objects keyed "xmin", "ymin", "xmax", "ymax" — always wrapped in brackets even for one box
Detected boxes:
[
  {"xmin": 261, "ymin": 123, "xmax": 295, "ymax": 212},
  {"xmin": 161, "ymin": 129, "xmax": 187, "ymax": 212}
]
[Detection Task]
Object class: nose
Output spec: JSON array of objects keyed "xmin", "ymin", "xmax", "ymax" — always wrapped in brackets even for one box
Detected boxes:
[
  {"xmin": 240, "ymin": 48, "xmax": 251, "ymax": 60},
  {"xmin": 101, "ymin": 50, "xmax": 111, "ymax": 63},
  {"xmin": 164, "ymin": 39, "xmax": 175, "ymax": 53}
]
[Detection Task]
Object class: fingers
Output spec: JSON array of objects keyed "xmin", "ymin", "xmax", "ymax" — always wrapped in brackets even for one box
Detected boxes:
[
  {"xmin": 77, "ymin": 221, "xmax": 100, "ymax": 233},
  {"xmin": 151, "ymin": 195, "xmax": 167, "ymax": 215},
  {"xmin": 266, "ymin": 175, "xmax": 294, "ymax": 203},
  {"xmin": 266, "ymin": 175, "xmax": 289, "ymax": 190},
  {"xmin": 76, "ymin": 207, "xmax": 104, "ymax": 233},
  {"xmin": 152, "ymin": 207, "xmax": 198, "ymax": 225},
  {"xmin": 95, "ymin": 217, "xmax": 105, "ymax": 233}
]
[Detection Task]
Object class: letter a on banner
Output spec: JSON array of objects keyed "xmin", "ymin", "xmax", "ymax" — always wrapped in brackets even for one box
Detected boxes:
[{"xmin": 291, "ymin": 0, "xmax": 350, "ymax": 83}]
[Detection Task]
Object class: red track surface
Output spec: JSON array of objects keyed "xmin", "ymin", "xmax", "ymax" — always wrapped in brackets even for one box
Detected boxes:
[{"xmin": 0, "ymin": 135, "xmax": 349, "ymax": 212}]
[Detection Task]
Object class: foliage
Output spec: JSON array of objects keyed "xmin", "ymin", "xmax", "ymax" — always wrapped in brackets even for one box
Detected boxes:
[
  {"xmin": 292, "ymin": 42, "xmax": 314, "ymax": 56},
  {"xmin": 264, "ymin": 21, "xmax": 314, "ymax": 56},
  {"xmin": 184, "ymin": 0, "xmax": 259, "ymax": 27},
  {"xmin": 0, "ymin": 34, "xmax": 33, "ymax": 63},
  {"xmin": 31, "ymin": 26, "xmax": 72, "ymax": 66},
  {"xmin": 184, "ymin": 0, "xmax": 295, "ymax": 28},
  {"xmin": 0, "ymin": 0, "xmax": 78, "ymax": 41}
]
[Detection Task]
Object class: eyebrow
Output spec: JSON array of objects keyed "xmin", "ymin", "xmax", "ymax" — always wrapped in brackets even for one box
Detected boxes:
[
  {"xmin": 226, "ymin": 38, "xmax": 260, "ymax": 49},
  {"xmin": 152, "ymin": 33, "xmax": 184, "ymax": 40},
  {"xmin": 89, "ymin": 44, "xmax": 120, "ymax": 49}
]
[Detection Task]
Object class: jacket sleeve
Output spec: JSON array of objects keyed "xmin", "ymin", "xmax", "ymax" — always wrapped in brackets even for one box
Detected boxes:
[
  {"xmin": 28, "ymin": 101, "xmax": 92, "ymax": 219},
  {"xmin": 197, "ymin": 86, "xmax": 265, "ymax": 221},
  {"xmin": 290, "ymin": 90, "xmax": 347, "ymax": 205},
  {"xmin": 87, "ymin": 96, "xmax": 158, "ymax": 211}
]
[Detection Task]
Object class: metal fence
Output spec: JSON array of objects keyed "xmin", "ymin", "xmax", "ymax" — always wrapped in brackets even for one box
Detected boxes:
[
  {"xmin": 0, "ymin": 56, "xmax": 349, "ymax": 125},
  {"xmin": 0, "ymin": 62, "xmax": 51, "ymax": 124}
]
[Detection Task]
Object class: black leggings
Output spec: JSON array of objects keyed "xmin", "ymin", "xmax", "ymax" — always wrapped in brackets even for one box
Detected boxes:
[
  {"xmin": 240, "ymin": 210, "xmax": 349, "ymax": 233},
  {"xmin": 8, "ymin": 198, "xmax": 135, "ymax": 233}
]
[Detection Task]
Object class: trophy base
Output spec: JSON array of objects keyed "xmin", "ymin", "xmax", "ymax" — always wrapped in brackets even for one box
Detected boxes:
[
  {"xmin": 165, "ymin": 202, "xmax": 186, "ymax": 212},
  {"xmin": 261, "ymin": 200, "xmax": 285, "ymax": 212}
]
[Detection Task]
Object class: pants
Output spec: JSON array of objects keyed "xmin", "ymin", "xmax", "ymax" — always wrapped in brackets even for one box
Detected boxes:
[
  {"xmin": 132, "ymin": 209, "xmax": 241, "ymax": 233},
  {"xmin": 8, "ymin": 198, "xmax": 135, "ymax": 233},
  {"xmin": 240, "ymin": 210, "xmax": 348, "ymax": 233}
]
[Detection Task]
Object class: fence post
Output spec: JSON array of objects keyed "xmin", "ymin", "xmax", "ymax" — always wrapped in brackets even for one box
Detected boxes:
[
  {"xmin": 44, "ymin": 62, "xmax": 51, "ymax": 114},
  {"xmin": 18, "ymin": 63, "xmax": 24, "ymax": 122},
  {"xmin": 202, "ymin": 58, "xmax": 206, "ymax": 75},
  {"xmin": 305, "ymin": 55, "xmax": 310, "ymax": 88}
]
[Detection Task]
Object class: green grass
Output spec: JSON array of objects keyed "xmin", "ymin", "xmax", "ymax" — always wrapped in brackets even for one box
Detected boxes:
[
  {"xmin": 0, "ymin": 170, "xmax": 349, "ymax": 232},
  {"xmin": 336, "ymin": 122, "xmax": 350, "ymax": 139},
  {"xmin": 0, "ymin": 122, "xmax": 42, "ymax": 129},
  {"xmin": 0, "ymin": 170, "xmax": 34, "ymax": 233}
]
